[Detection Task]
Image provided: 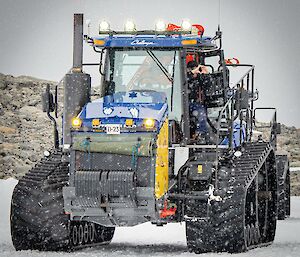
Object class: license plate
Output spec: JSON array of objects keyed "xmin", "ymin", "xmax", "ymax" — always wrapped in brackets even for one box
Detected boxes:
[{"xmin": 106, "ymin": 124, "xmax": 121, "ymax": 134}]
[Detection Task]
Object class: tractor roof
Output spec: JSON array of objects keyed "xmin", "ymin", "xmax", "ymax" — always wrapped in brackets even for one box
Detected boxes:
[{"xmin": 87, "ymin": 32, "xmax": 217, "ymax": 49}]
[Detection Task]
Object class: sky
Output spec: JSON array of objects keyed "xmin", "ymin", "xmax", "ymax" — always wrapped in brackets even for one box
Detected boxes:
[{"xmin": 0, "ymin": 0, "xmax": 299, "ymax": 127}]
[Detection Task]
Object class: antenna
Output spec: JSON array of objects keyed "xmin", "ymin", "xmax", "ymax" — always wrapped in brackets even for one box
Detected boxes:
[
  {"xmin": 218, "ymin": 0, "xmax": 221, "ymax": 31},
  {"xmin": 215, "ymin": 0, "xmax": 222, "ymax": 48}
]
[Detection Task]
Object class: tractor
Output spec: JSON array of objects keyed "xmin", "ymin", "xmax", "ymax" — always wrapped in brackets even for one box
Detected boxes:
[{"xmin": 10, "ymin": 14, "xmax": 290, "ymax": 253}]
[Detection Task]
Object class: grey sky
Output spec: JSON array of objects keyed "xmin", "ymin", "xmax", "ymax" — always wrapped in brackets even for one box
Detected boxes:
[{"xmin": 0, "ymin": 0, "xmax": 299, "ymax": 127}]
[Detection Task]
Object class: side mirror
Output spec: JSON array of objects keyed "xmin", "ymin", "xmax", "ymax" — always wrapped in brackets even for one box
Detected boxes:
[{"xmin": 42, "ymin": 84, "xmax": 55, "ymax": 113}]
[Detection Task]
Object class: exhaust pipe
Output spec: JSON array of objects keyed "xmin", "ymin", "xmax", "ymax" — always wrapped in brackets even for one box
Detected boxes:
[
  {"xmin": 73, "ymin": 14, "xmax": 83, "ymax": 72},
  {"xmin": 63, "ymin": 13, "xmax": 91, "ymax": 147}
]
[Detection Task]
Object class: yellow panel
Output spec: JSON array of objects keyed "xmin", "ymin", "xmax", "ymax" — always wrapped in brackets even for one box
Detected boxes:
[{"xmin": 155, "ymin": 119, "xmax": 169, "ymax": 199}]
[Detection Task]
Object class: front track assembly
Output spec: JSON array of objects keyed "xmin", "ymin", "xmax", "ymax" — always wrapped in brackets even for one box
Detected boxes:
[{"xmin": 10, "ymin": 150, "xmax": 114, "ymax": 251}]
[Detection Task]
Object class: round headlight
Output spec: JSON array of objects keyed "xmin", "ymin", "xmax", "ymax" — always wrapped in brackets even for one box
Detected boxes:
[
  {"xmin": 71, "ymin": 117, "xmax": 82, "ymax": 129},
  {"xmin": 99, "ymin": 20, "xmax": 110, "ymax": 32},
  {"xmin": 143, "ymin": 118, "xmax": 155, "ymax": 129},
  {"xmin": 124, "ymin": 20, "xmax": 136, "ymax": 32}
]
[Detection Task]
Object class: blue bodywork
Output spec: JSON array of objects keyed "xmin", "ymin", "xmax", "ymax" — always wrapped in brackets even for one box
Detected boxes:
[
  {"xmin": 221, "ymin": 121, "xmax": 246, "ymax": 147},
  {"xmin": 92, "ymin": 34, "xmax": 216, "ymax": 48},
  {"xmin": 76, "ymin": 91, "xmax": 168, "ymax": 131}
]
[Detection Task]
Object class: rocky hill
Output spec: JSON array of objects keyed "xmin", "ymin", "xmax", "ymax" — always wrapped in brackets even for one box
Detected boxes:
[
  {"xmin": 0, "ymin": 74, "xmax": 56, "ymax": 178},
  {"xmin": 0, "ymin": 73, "xmax": 299, "ymax": 194}
]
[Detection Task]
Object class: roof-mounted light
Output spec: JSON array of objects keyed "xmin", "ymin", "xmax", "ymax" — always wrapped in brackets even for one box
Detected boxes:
[
  {"xmin": 99, "ymin": 20, "xmax": 110, "ymax": 33},
  {"xmin": 181, "ymin": 19, "xmax": 192, "ymax": 31},
  {"xmin": 124, "ymin": 20, "xmax": 136, "ymax": 32},
  {"xmin": 155, "ymin": 20, "xmax": 166, "ymax": 32}
]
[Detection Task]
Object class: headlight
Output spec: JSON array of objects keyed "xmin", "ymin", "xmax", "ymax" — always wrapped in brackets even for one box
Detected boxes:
[
  {"xmin": 125, "ymin": 119, "xmax": 134, "ymax": 127},
  {"xmin": 155, "ymin": 20, "xmax": 166, "ymax": 32},
  {"xmin": 143, "ymin": 118, "xmax": 155, "ymax": 129},
  {"xmin": 92, "ymin": 119, "xmax": 100, "ymax": 128},
  {"xmin": 72, "ymin": 117, "xmax": 82, "ymax": 129},
  {"xmin": 124, "ymin": 20, "xmax": 136, "ymax": 32},
  {"xmin": 181, "ymin": 19, "xmax": 192, "ymax": 31},
  {"xmin": 99, "ymin": 20, "xmax": 110, "ymax": 32}
]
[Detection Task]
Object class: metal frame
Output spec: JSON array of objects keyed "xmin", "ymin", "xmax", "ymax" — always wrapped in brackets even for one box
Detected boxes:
[{"xmin": 253, "ymin": 107, "xmax": 279, "ymax": 150}]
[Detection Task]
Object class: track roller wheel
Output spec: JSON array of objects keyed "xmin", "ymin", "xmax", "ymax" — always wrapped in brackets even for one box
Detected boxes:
[{"xmin": 70, "ymin": 222, "xmax": 115, "ymax": 247}]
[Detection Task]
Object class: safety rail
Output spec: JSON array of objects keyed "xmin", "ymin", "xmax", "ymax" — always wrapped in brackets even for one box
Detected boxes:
[
  {"xmin": 253, "ymin": 107, "xmax": 279, "ymax": 150},
  {"xmin": 214, "ymin": 64, "xmax": 255, "ymax": 186}
]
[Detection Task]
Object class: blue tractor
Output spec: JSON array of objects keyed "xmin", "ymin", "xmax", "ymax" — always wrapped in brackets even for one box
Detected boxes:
[{"xmin": 10, "ymin": 14, "xmax": 290, "ymax": 253}]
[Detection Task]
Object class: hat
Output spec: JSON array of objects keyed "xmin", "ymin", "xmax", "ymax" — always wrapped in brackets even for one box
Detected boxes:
[{"xmin": 187, "ymin": 60, "xmax": 198, "ymax": 69}]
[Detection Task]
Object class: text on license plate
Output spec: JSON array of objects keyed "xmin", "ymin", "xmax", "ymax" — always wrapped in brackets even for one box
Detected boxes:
[{"xmin": 106, "ymin": 124, "xmax": 121, "ymax": 134}]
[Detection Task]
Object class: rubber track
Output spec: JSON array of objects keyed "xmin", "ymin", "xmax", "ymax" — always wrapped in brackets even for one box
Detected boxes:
[
  {"xmin": 10, "ymin": 150, "xmax": 114, "ymax": 251},
  {"xmin": 186, "ymin": 142, "xmax": 275, "ymax": 253}
]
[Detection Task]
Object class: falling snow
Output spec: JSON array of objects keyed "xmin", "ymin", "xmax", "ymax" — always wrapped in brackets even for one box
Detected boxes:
[{"xmin": 1, "ymin": 178, "xmax": 300, "ymax": 257}]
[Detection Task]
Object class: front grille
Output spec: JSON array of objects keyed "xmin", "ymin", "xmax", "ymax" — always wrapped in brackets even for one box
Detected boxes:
[
  {"xmin": 75, "ymin": 151, "xmax": 153, "ymax": 187},
  {"xmin": 74, "ymin": 170, "xmax": 136, "ymax": 208}
]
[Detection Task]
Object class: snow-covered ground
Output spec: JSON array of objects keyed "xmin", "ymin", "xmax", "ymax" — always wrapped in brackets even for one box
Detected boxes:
[
  {"xmin": 291, "ymin": 167, "xmax": 300, "ymax": 172},
  {"xmin": 0, "ymin": 178, "xmax": 300, "ymax": 257}
]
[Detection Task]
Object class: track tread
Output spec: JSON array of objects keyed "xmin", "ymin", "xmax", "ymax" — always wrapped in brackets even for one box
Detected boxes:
[
  {"xmin": 10, "ymin": 150, "xmax": 115, "ymax": 251},
  {"xmin": 186, "ymin": 142, "xmax": 277, "ymax": 253}
]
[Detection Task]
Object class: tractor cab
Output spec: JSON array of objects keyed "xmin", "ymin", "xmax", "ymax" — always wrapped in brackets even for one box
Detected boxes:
[{"xmin": 84, "ymin": 23, "xmax": 228, "ymax": 146}]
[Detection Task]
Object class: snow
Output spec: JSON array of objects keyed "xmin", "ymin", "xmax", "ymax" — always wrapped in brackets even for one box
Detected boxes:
[
  {"xmin": 290, "ymin": 167, "xmax": 300, "ymax": 172},
  {"xmin": 1, "ymin": 178, "xmax": 300, "ymax": 257}
]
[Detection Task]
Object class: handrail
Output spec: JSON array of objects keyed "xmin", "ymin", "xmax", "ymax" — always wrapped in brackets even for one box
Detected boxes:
[
  {"xmin": 214, "ymin": 65, "xmax": 255, "ymax": 188},
  {"xmin": 253, "ymin": 107, "xmax": 278, "ymax": 150}
]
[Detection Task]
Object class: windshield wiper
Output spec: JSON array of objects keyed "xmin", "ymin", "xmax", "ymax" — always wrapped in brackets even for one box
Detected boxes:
[
  {"xmin": 146, "ymin": 50, "xmax": 174, "ymax": 83},
  {"xmin": 170, "ymin": 51, "xmax": 176, "ymax": 111}
]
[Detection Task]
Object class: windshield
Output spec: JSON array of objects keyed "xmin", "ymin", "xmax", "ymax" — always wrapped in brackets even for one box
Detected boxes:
[{"xmin": 106, "ymin": 49, "xmax": 182, "ymax": 121}]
